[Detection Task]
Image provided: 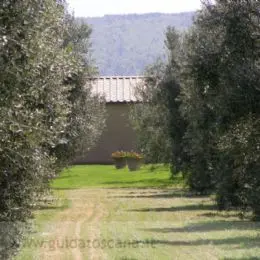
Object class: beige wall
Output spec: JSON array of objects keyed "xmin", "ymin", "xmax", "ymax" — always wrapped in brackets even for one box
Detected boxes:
[{"xmin": 75, "ymin": 103, "xmax": 137, "ymax": 164}]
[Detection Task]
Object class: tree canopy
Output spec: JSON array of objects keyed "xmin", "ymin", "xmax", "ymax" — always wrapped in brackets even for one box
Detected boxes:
[
  {"xmin": 0, "ymin": 1, "xmax": 105, "ymax": 258},
  {"xmin": 131, "ymin": 0, "xmax": 260, "ymax": 218}
]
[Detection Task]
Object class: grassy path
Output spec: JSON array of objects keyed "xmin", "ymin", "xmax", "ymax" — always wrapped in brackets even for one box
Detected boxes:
[{"xmin": 16, "ymin": 166, "xmax": 260, "ymax": 260}]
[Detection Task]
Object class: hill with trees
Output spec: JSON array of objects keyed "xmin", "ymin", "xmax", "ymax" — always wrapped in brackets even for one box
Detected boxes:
[{"xmin": 78, "ymin": 12, "xmax": 195, "ymax": 75}]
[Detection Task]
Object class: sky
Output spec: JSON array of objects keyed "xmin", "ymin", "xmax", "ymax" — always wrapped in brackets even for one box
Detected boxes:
[{"xmin": 67, "ymin": 0, "xmax": 202, "ymax": 17}]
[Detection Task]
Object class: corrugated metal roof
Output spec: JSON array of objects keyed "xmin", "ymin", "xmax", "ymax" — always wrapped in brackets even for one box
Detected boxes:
[{"xmin": 90, "ymin": 76, "xmax": 144, "ymax": 102}]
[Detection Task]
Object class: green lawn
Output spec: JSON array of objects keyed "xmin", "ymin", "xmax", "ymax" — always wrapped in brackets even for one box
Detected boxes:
[
  {"xmin": 51, "ymin": 164, "xmax": 183, "ymax": 189},
  {"xmin": 16, "ymin": 165, "xmax": 260, "ymax": 260}
]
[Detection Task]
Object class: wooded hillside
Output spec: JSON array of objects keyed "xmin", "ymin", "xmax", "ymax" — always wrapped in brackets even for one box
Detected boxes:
[{"xmin": 78, "ymin": 12, "xmax": 195, "ymax": 75}]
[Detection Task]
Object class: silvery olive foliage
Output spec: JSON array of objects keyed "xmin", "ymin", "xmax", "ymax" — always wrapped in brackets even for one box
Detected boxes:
[
  {"xmin": 131, "ymin": 0, "xmax": 260, "ymax": 218},
  {"xmin": 180, "ymin": 0, "xmax": 260, "ymax": 215},
  {"xmin": 0, "ymin": 1, "xmax": 105, "ymax": 258},
  {"xmin": 130, "ymin": 59, "xmax": 173, "ymax": 164}
]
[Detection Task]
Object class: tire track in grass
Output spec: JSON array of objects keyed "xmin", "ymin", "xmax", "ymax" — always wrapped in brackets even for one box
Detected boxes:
[
  {"xmin": 84, "ymin": 190, "xmax": 107, "ymax": 260},
  {"xmin": 38, "ymin": 190, "xmax": 99, "ymax": 260}
]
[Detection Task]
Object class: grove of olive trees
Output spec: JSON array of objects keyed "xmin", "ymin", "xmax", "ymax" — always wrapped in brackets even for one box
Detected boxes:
[
  {"xmin": 0, "ymin": 1, "xmax": 105, "ymax": 258},
  {"xmin": 131, "ymin": 0, "xmax": 260, "ymax": 218}
]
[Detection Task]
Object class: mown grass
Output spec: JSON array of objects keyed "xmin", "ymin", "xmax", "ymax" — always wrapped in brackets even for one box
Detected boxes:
[
  {"xmin": 15, "ymin": 165, "xmax": 260, "ymax": 260},
  {"xmin": 51, "ymin": 164, "xmax": 183, "ymax": 189},
  {"xmin": 98, "ymin": 188, "xmax": 260, "ymax": 260},
  {"xmin": 15, "ymin": 190, "xmax": 69, "ymax": 260}
]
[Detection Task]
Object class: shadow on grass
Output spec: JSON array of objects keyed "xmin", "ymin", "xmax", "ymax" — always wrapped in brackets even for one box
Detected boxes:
[
  {"xmin": 221, "ymin": 256, "xmax": 260, "ymax": 260},
  {"xmin": 55, "ymin": 175, "xmax": 79, "ymax": 180},
  {"xmin": 110, "ymin": 189, "xmax": 208, "ymax": 199},
  {"xmin": 135, "ymin": 235, "xmax": 260, "ymax": 248},
  {"xmin": 129, "ymin": 203, "xmax": 216, "ymax": 212},
  {"xmin": 200, "ymin": 212, "xmax": 242, "ymax": 218},
  {"xmin": 101, "ymin": 179, "xmax": 177, "ymax": 186},
  {"xmin": 52, "ymin": 187, "xmax": 79, "ymax": 191},
  {"xmin": 140, "ymin": 220, "xmax": 260, "ymax": 233},
  {"xmin": 34, "ymin": 204, "xmax": 68, "ymax": 211},
  {"xmin": 104, "ymin": 186, "xmax": 173, "ymax": 190}
]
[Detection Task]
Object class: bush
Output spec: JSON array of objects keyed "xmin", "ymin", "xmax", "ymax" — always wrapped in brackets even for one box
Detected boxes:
[
  {"xmin": 126, "ymin": 152, "xmax": 144, "ymax": 160},
  {"xmin": 111, "ymin": 151, "xmax": 127, "ymax": 159}
]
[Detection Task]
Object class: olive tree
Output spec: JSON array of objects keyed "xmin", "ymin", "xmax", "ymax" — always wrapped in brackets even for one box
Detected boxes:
[{"xmin": 0, "ymin": 1, "xmax": 105, "ymax": 258}]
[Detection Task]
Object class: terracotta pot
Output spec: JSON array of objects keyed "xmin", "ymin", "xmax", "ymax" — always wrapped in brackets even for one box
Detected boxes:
[
  {"xmin": 127, "ymin": 158, "xmax": 142, "ymax": 171},
  {"xmin": 113, "ymin": 158, "xmax": 126, "ymax": 169}
]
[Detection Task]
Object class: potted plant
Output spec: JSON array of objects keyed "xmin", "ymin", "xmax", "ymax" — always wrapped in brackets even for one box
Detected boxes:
[
  {"xmin": 126, "ymin": 151, "xmax": 144, "ymax": 171},
  {"xmin": 111, "ymin": 151, "xmax": 127, "ymax": 169}
]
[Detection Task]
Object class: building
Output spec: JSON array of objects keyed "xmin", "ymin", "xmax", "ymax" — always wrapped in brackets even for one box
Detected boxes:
[{"xmin": 75, "ymin": 76, "xmax": 144, "ymax": 164}]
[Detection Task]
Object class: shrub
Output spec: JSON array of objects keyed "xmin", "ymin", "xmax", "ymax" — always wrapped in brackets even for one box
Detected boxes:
[
  {"xmin": 126, "ymin": 152, "xmax": 144, "ymax": 160},
  {"xmin": 111, "ymin": 151, "xmax": 127, "ymax": 159}
]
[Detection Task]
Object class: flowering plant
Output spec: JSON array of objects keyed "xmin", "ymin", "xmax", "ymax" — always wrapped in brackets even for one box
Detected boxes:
[
  {"xmin": 126, "ymin": 151, "xmax": 144, "ymax": 160},
  {"xmin": 111, "ymin": 151, "xmax": 127, "ymax": 159}
]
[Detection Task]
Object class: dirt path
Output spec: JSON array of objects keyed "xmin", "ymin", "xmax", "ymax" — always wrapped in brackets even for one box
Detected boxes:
[
  {"xmin": 36, "ymin": 188, "xmax": 183, "ymax": 260},
  {"xmin": 32, "ymin": 188, "xmax": 260, "ymax": 260},
  {"xmin": 36, "ymin": 188, "xmax": 167, "ymax": 260},
  {"xmin": 38, "ymin": 189, "xmax": 107, "ymax": 260}
]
